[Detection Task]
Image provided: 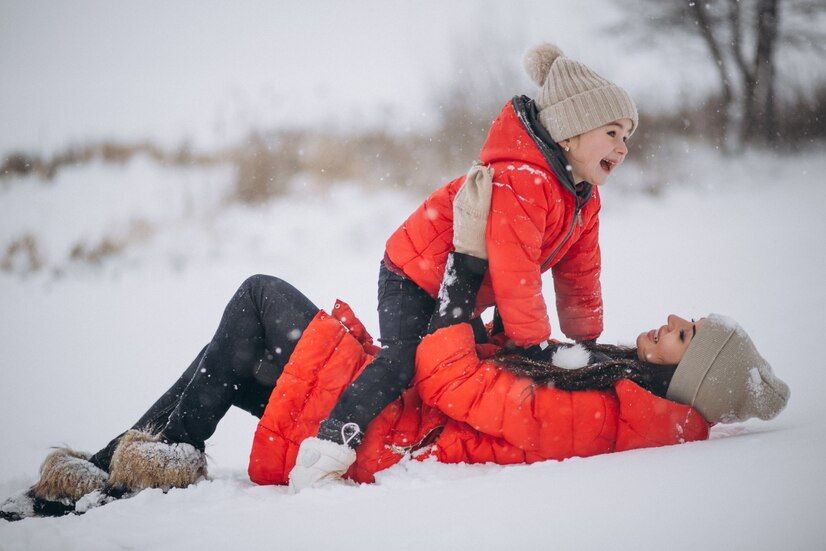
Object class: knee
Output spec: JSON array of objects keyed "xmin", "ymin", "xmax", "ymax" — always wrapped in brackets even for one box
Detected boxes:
[
  {"xmin": 377, "ymin": 345, "xmax": 418, "ymax": 390},
  {"xmin": 393, "ymin": 363, "xmax": 415, "ymax": 390},
  {"xmin": 241, "ymin": 274, "xmax": 285, "ymax": 295}
]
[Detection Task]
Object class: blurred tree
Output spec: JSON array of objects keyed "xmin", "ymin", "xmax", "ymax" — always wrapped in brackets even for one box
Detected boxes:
[
  {"xmin": 614, "ymin": 0, "xmax": 826, "ymax": 151},
  {"xmin": 428, "ymin": 32, "xmax": 527, "ymax": 175}
]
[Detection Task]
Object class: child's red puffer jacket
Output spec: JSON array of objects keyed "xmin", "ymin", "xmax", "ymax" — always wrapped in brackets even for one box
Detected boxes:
[
  {"xmin": 248, "ymin": 301, "xmax": 710, "ymax": 485},
  {"xmin": 385, "ymin": 96, "xmax": 603, "ymax": 346}
]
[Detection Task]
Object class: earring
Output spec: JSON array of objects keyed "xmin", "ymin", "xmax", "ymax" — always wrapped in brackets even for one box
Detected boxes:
[{"xmin": 563, "ymin": 145, "xmax": 570, "ymax": 152}]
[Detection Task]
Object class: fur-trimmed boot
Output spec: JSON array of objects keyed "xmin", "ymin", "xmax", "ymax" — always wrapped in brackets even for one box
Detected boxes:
[
  {"xmin": 105, "ymin": 428, "xmax": 207, "ymax": 494},
  {"xmin": 0, "ymin": 448, "xmax": 108, "ymax": 521}
]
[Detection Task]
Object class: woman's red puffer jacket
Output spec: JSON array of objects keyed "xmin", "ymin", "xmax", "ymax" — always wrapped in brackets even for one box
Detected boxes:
[
  {"xmin": 248, "ymin": 302, "xmax": 710, "ymax": 485},
  {"xmin": 385, "ymin": 97, "xmax": 603, "ymax": 346}
]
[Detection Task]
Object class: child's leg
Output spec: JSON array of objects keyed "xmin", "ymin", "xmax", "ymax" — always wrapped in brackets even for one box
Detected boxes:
[
  {"xmin": 91, "ymin": 274, "xmax": 320, "ymax": 467},
  {"xmin": 318, "ymin": 262, "xmax": 435, "ymax": 446}
]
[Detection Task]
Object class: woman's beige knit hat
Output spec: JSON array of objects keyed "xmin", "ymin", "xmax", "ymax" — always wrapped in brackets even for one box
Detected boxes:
[
  {"xmin": 667, "ymin": 314, "xmax": 790, "ymax": 424},
  {"xmin": 524, "ymin": 43, "xmax": 638, "ymax": 142}
]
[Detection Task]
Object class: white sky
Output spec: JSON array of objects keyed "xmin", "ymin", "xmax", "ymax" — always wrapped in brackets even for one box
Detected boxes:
[{"xmin": 1, "ymin": 0, "xmax": 723, "ymax": 154}]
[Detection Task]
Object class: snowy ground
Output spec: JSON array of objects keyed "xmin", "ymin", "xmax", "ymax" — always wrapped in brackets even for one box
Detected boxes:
[{"xmin": 1, "ymin": 149, "xmax": 825, "ymax": 549}]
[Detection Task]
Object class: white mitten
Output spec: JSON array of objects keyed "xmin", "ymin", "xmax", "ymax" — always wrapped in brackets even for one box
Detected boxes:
[
  {"xmin": 288, "ymin": 437, "xmax": 356, "ymax": 493},
  {"xmin": 453, "ymin": 162, "xmax": 494, "ymax": 259}
]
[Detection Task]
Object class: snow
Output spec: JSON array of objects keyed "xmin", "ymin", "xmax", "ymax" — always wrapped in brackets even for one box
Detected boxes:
[
  {"xmin": 0, "ymin": 492, "xmax": 33, "ymax": 520},
  {"xmin": 437, "ymin": 253, "xmax": 457, "ymax": 317},
  {"xmin": 515, "ymin": 163, "xmax": 550, "ymax": 183},
  {"xmin": 1, "ymin": 148, "xmax": 825, "ymax": 548},
  {"xmin": 748, "ymin": 367, "xmax": 765, "ymax": 394},
  {"xmin": 0, "ymin": 157, "xmax": 234, "ymax": 275},
  {"xmin": 708, "ymin": 313, "xmax": 739, "ymax": 331}
]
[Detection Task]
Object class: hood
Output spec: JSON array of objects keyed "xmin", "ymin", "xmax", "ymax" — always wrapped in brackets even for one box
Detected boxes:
[{"xmin": 479, "ymin": 95, "xmax": 589, "ymax": 200}]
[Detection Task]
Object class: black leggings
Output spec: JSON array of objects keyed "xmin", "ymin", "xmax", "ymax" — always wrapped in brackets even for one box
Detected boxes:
[{"xmin": 90, "ymin": 274, "xmax": 319, "ymax": 471}]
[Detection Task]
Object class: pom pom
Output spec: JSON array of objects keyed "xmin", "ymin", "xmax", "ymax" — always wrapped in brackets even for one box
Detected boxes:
[
  {"xmin": 551, "ymin": 344, "xmax": 591, "ymax": 370},
  {"xmin": 523, "ymin": 42, "xmax": 564, "ymax": 86}
]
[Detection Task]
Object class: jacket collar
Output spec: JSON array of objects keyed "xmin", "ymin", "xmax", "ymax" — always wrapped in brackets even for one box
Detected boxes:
[{"xmin": 511, "ymin": 95, "xmax": 593, "ymax": 203}]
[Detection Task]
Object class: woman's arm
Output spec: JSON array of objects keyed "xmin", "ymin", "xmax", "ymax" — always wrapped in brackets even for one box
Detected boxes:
[{"xmin": 414, "ymin": 323, "xmax": 618, "ymax": 457}]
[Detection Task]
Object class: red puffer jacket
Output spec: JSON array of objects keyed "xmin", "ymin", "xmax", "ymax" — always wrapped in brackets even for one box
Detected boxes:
[
  {"xmin": 248, "ymin": 302, "xmax": 710, "ymax": 485},
  {"xmin": 385, "ymin": 97, "xmax": 603, "ymax": 346}
]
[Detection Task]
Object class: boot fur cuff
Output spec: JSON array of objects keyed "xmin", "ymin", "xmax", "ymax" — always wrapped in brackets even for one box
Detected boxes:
[
  {"xmin": 30, "ymin": 448, "xmax": 108, "ymax": 503},
  {"xmin": 107, "ymin": 429, "xmax": 207, "ymax": 492}
]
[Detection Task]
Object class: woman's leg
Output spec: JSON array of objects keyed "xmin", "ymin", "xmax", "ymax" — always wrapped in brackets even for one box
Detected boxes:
[
  {"xmin": 92, "ymin": 274, "xmax": 319, "ymax": 467},
  {"xmin": 1, "ymin": 274, "xmax": 320, "ymax": 519},
  {"xmin": 88, "ymin": 345, "xmax": 208, "ymax": 471},
  {"xmin": 161, "ymin": 274, "xmax": 320, "ymax": 447}
]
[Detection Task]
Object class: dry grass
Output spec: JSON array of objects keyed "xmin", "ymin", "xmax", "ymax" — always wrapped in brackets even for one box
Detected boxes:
[
  {"xmin": 1, "ymin": 221, "xmax": 155, "ymax": 277},
  {"xmin": 4, "ymin": 82, "xmax": 821, "ymax": 205},
  {"xmin": 1, "ymin": 77, "xmax": 823, "ymax": 275},
  {"xmin": 1, "ymin": 234, "xmax": 43, "ymax": 273},
  {"xmin": 0, "ymin": 141, "xmax": 226, "ymax": 181}
]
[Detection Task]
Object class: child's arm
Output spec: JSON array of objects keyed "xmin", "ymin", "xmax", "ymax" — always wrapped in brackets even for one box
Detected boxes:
[
  {"xmin": 427, "ymin": 162, "xmax": 492, "ymax": 334},
  {"xmin": 486, "ymin": 173, "xmax": 551, "ymax": 347},
  {"xmin": 551, "ymin": 198, "xmax": 603, "ymax": 342}
]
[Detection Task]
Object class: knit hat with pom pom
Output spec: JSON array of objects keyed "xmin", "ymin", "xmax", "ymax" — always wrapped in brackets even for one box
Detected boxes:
[
  {"xmin": 667, "ymin": 314, "xmax": 790, "ymax": 425},
  {"xmin": 524, "ymin": 43, "xmax": 638, "ymax": 142}
]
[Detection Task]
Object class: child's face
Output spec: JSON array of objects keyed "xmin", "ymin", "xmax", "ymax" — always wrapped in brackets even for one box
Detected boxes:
[{"xmin": 560, "ymin": 118, "xmax": 632, "ymax": 186}]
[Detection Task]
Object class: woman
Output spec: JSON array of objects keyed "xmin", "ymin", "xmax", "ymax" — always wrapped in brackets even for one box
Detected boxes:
[
  {"xmin": 276, "ymin": 256, "xmax": 790, "ymax": 489},
  {"xmin": 0, "ymin": 272, "xmax": 790, "ymax": 521},
  {"xmin": 0, "ymin": 175, "xmax": 790, "ymax": 521}
]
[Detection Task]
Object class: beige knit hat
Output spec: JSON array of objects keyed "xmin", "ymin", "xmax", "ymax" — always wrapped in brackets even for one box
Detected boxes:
[
  {"xmin": 666, "ymin": 314, "xmax": 790, "ymax": 424},
  {"xmin": 524, "ymin": 43, "xmax": 639, "ymax": 142}
]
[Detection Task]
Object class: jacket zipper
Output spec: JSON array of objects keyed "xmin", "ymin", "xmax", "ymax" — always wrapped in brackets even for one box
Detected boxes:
[
  {"xmin": 540, "ymin": 202, "xmax": 581, "ymax": 271},
  {"xmin": 511, "ymin": 96, "xmax": 588, "ymax": 272}
]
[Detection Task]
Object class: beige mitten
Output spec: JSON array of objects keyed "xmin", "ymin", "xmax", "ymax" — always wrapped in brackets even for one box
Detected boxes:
[{"xmin": 452, "ymin": 162, "xmax": 494, "ymax": 259}]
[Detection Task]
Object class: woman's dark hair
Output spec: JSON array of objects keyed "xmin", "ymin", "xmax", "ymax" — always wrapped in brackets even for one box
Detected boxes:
[{"xmin": 493, "ymin": 342, "xmax": 677, "ymax": 397}]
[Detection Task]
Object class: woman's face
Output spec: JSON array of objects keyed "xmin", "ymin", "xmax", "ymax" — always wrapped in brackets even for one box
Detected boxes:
[
  {"xmin": 560, "ymin": 118, "xmax": 632, "ymax": 186},
  {"xmin": 636, "ymin": 315, "xmax": 707, "ymax": 365}
]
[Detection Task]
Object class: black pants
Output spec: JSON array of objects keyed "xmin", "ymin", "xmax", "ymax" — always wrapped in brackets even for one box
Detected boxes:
[
  {"xmin": 90, "ymin": 274, "xmax": 319, "ymax": 472},
  {"xmin": 318, "ymin": 262, "xmax": 436, "ymax": 447}
]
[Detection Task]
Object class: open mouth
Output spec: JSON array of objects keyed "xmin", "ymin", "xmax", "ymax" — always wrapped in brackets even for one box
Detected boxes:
[
  {"xmin": 600, "ymin": 159, "xmax": 616, "ymax": 173},
  {"xmin": 647, "ymin": 329, "xmax": 659, "ymax": 343}
]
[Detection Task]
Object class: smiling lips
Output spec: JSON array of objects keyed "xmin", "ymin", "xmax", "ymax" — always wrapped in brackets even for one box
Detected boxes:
[
  {"xmin": 600, "ymin": 158, "xmax": 617, "ymax": 173},
  {"xmin": 647, "ymin": 327, "xmax": 662, "ymax": 344}
]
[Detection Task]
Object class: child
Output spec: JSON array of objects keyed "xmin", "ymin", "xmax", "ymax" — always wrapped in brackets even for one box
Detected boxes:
[{"xmin": 290, "ymin": 42, "xmax": 639, "ymax": 490}]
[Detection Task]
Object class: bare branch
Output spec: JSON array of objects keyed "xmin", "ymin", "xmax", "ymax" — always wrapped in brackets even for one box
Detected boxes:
[
  {"xmin": 783, "ymin": 0, "xmax": 826, "ymax": 16},
  {"xmin": 728, "ymin": 0, "xmax": 756, "ymax": 84},
  {"xmin": 606, "ymin": 0, "xmax": 700, "ymax": 46},
  {"xmin": 692, "ymin": 0, "xmax": 735, "ymax": 103},
  {"xmin": 782, "ymin": 30, "xmax": 826, "ymax": 53}
]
